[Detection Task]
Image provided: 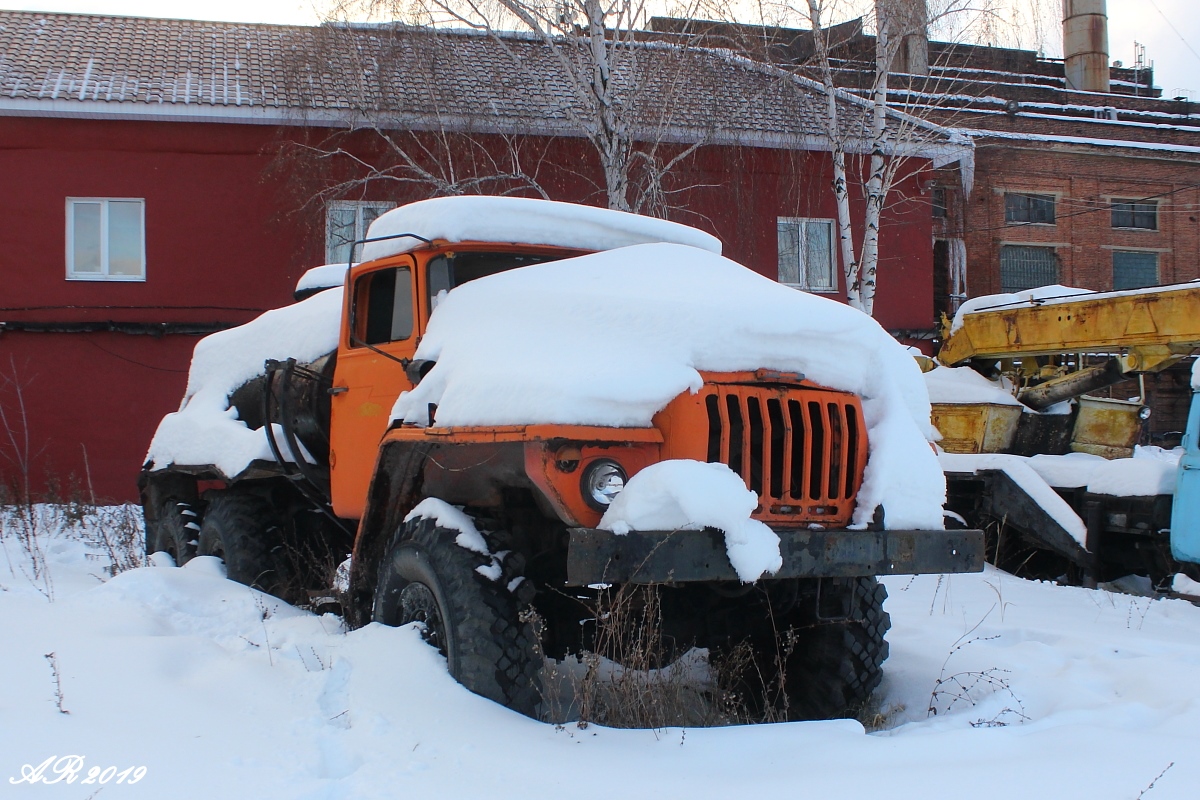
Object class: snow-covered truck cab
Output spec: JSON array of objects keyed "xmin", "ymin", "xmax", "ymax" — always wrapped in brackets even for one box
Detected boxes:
[
  {"xmin": 328, "ymin": 242, "xmax": 587, "ymax": 519},
  {"xmin": 142, "ymin": 196, "xmax": 983, "ymax": 723}
]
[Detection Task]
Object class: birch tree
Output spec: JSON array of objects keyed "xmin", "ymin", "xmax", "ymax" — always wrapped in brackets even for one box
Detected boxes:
[
  {"xmin": 795, "ymin": 0, "xmax": 976, "ymax": 316},
  {"xmin": 277, "ymin": 22, "xmax": 555, "ymax": 215},
  {"xmin": 351, "ymin": 0, "xmax": 712, "ymax": 215}
]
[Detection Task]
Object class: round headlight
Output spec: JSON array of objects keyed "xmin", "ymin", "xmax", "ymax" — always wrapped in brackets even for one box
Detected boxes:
[
  {"xmin": 1138, "ymin": 406, "xmax": 1152, "ymax": 421},
  {"xmin": 582, "ymin": 460, "xmax": 626, "ymax": 510}
]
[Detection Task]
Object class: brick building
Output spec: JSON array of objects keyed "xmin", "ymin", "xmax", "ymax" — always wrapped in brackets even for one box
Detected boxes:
[
  {"xmin": 650, "ymin": 8, "xmax": 1200, "ymax": 439},
  {"xmin": 652, "ymin": 12, "xmax": 1200, "ymax": 315}
]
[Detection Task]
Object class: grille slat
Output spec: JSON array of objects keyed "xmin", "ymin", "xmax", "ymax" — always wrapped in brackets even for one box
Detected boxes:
[
  {"xmin": 827, "ymin": 402, "xmax": 843, "ymax": 499},
  {"xmin": 725, "ymin": 394, "xmax": 743, "ymax": 477},
  {"xmin": 845, "ymin": 405, "xmax": 859, "ymax": 498},
  {"xmin": 767, "ymin": 398, "xmax": 785, "ymax": 499},
  {"xmin": 701, "ymin": 385, "xmax": 865, "ymax": 524},
  {"xmin": 746, "ymin": 396, "xmax": 762, "ymax": 494},
  {"xmin": 807, "ymin": 400, "xmax": 825, "ymax": 501}
]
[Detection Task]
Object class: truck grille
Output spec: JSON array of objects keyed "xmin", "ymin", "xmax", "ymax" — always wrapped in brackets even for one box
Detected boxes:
[{"xmin": 703, "ymin": 385, "xmax": 865, "ymax": 521}]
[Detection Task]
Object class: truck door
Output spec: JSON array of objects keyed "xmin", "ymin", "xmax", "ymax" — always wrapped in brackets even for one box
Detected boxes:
[
  {"xmin": 328, "ymin": 259, "xmax": 418, "ymax": 519},
  {"xmin": 1171, "ymin": 391, "xmax": 1200, "ymax": 563}
]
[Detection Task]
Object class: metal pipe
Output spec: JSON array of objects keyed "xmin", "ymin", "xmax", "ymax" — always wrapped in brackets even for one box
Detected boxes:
[
  {"xmin": 1063, "ymin": 0, "xmax": 1109, "ymax": 93},
  {"xmin": 1017, "ymin": 357, "xmax": 1124, "ymax": 410}
]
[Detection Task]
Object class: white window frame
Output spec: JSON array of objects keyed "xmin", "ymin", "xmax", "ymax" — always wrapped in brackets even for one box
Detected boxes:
[
  {"xmin": 326, "ymin": 200, "xmax": 397, "ymax": 265},
  {"xmin": 65, "ymin": 197, "xmax": 146, "ymax": 281},
  {"xmin": 777, "ymin": 217, "xmax": 837, "ymax": 293}
]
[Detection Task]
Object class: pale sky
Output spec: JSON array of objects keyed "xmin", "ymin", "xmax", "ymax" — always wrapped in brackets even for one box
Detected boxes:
[{"xmin": 2, "ymin": 0, "xmax": 1198, "ymax": 96}]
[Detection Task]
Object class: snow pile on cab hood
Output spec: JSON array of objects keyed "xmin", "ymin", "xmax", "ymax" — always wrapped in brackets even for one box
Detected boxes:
[
  {"xmin": 924, "ymin": 366, "xmax": 1021, "ymax": 406},
  {"xmin": 951, "ymin": 285, "xmax": 1093, "ymax": 333},
  {"xmin": 599, "ymin": 460, "xmax": 783, "ymax": 582},
  {"xmin": 392, "ymin": 243, "xmax": 945, "ymax": 530},
  {"xmin": 361, "ymin": 196, "xmax": 722, "ymax": 262},
  {"xmin": 145, "ymin": 288, "xmax": 343, "ymax": 478}
]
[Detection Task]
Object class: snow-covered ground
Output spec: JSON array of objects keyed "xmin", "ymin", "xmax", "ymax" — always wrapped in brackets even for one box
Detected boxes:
[{"xmin": 3, "ymin": 510, "xmax": 1199, "ymax": 799}]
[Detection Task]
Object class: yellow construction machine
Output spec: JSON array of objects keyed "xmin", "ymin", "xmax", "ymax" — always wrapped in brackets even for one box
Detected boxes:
[{"xmin": 932, "ymin": 282, "xmax": 1200, "ymax": 588}]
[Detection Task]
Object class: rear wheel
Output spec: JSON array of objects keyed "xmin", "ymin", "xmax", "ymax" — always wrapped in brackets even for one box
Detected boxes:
[
  {"xmin": 146, "ymin": 499, "xmax": 199, "ymax": 566},
  {"xmin": 373, "ymin": 514, "xmax": 542, "ymax": 717},
  {"xmin": 198, "ymin": 489, "xmax": 289, "ymax": 596}
]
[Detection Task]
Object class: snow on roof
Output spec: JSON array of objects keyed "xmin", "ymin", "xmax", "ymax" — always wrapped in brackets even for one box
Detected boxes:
[
  {"xmin": 924, "ymin": 365, "xmax": 1020, "ymax": 406},
  {"xmin": 391, "ymin": 242, "xmax": 945, "ymax": 530},
  {"xmin": 959, "ymin": 127, "xmax": 1200, "ymax": 156},
  {"xmin": 295, "ymin": 264, "xmax": 350, "ymax": 295},
  {"xmin": 360, "ymin": 197, "xmax": 723, "ymax": 262},
  {"xmin": 950, "ymin": 285, "xmax": 1094, "ymax": 333},
  {"xmin": 0, "ymin": 11, "xmax": 965, "ymax": 155},
  {"xmin": 146, "ymin": 289, "xmax": 343, "ymax": 478}
]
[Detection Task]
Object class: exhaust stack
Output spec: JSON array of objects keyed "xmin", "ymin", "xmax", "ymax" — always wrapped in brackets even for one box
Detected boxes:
[{"xmin": 1063, "ymin": 0, "xmax": 1110, "ymax": 93}]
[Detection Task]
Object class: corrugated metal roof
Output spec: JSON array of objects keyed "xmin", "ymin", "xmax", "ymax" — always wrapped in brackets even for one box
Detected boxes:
[{"xmin": 0, "ymin": 10, "xmax": 962, "ymax": 153}]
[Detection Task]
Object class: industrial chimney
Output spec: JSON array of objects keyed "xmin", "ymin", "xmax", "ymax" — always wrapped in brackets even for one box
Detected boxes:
[
  {"xmin": 1063, "ymin": 0, "xmax": 1110, "ymax": 92},
  {"xmin": 878, "ymin": 0, "xmax": 929, "ymax": 76}
]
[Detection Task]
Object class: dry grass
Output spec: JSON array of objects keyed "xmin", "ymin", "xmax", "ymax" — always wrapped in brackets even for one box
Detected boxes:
[{"xmin": 535, "ymin": 585, "xmax": 768, "ymax": 729}]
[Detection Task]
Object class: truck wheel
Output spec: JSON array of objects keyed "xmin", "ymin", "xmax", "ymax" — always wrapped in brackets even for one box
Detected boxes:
[
  {"xmin": 197, "ymin": 490, "xmax": 288, "ymax": 596},
  {"xmin": 725, "ymin": 577, "xmax": 890, "ymax": 721},
  {"xmin": 146, "ymin": 499, "xmax": 200, "ymax": 566},
  {"xmin": 782, "ymin": 577, "xmax": 891, "ymax": 720},
  {"xmin": 373, "ymin": 515, "xmax": 542, "ymax": 718}
]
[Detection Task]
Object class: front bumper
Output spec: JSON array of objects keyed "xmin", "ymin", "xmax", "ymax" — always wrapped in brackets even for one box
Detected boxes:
[{"xmin": 565, "ymin": 526, "xmax": 985, "ymax": 586}]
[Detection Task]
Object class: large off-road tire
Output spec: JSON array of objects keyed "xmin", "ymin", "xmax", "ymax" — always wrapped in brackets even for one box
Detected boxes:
[
  {"xmin": 146, "ymin": 498, "xmax": 200, "ymax": 566},
  {"xmin": 780, "ymin": 577, "xmax": 891, "ymax": 720},
  {"xmin": 721, "ymin": 577, "xmax": 890, "ymax": 722},
  {"xmin": 197, "ymin": 489, "xmax": 289, "ymax": 597},
  {"xmin": 373, "ymin": 514, "xmax": 543, "ymax": 718}
]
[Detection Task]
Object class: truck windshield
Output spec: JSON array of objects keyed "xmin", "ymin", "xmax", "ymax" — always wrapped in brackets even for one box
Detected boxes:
[{"xmin": 427, "ymin": 251, "xmax": 564, "ymax": 309}]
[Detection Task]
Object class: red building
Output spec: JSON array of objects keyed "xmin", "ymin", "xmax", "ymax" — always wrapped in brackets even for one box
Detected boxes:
[{"xmin": 0, "ymin": 11, "xmax": 967, "ymax": 501}]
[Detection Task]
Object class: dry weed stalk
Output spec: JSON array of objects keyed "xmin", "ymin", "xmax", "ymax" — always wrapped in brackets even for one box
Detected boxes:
[{"xmin": 536, "ymin": 583, "xmax": 761, "ymax": 729}]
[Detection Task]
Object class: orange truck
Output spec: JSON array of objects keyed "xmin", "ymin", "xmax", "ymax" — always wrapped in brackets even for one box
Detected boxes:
[{"xmin": 141, "ymin": 197, "xmax": 982, "ymax": 720}]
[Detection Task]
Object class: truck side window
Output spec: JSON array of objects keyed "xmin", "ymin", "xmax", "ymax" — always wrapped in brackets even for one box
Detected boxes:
[
  {"xmin": 428, "ymin": 256, "xmax": 452, "ymax": 308},
  {"xmin": 355, "ymin": 267, "xmax": 413, "ymax": 346}
]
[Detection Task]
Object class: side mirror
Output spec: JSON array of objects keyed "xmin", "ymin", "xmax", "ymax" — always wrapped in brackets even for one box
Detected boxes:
[{"xmin": 406, "ymin": 359, "xmax": 436, "ymax": 385}]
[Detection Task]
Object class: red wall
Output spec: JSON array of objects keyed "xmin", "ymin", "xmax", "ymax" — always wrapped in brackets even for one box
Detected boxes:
[{"xmin": 0, "ymin": 116, "xmax": 933, "ymax": 502}]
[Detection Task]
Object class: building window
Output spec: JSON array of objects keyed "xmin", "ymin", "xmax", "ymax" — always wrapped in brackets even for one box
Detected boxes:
[
  {"xmin": 66, "ymin": 198, "xmax": 145, "ymax": 281},
  {"xmin": 1111, "ymin": 200, "xmax": 1157, "ymax": 230},
  {"xmin": 777, "ymin": 217, "xmax": 836, "ymax": 292},
  {"xmin": 932, "ymin": 187, "xmax": 947, "ymax": 219},
  {"xmin": 1112, "ymin": 251, "xmax": 1159, "ymax": 290},
  {"xmin": 327, "ymin": 201, "xmax": 396, "ymax": 264},
  {"xmin": 999, "ymin": 245, "xmax": 1058, "ymax": 292},
  {"xmin": 1004, "ymin": 193, "xmax": 1056, "ymax": 225}
]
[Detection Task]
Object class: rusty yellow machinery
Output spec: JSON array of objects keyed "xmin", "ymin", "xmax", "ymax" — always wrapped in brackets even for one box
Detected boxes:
[
  {"xmin": 934, "ymin": 282, "xmax": 1200, "ymax": 588},
  {"xmin": 939, "ymin": 282, "xmax": 1200, "ymax": 411}
]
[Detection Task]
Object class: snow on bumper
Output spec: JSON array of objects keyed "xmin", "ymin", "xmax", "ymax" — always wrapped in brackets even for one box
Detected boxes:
[{"xmin": 565, "ymin": 526, "xmax": 985, "ymax": 586}]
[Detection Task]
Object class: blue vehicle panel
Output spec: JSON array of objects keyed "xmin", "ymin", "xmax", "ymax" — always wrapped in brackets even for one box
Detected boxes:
[{"xmin": 1171, "ymin": 391, "xmax": 1200, "ymax": 564}]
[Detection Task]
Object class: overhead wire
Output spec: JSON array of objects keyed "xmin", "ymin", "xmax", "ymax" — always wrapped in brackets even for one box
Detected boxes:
[{"xmin": 1147, "ymin": 0, "xmax": 1200, "ymax": 69}]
